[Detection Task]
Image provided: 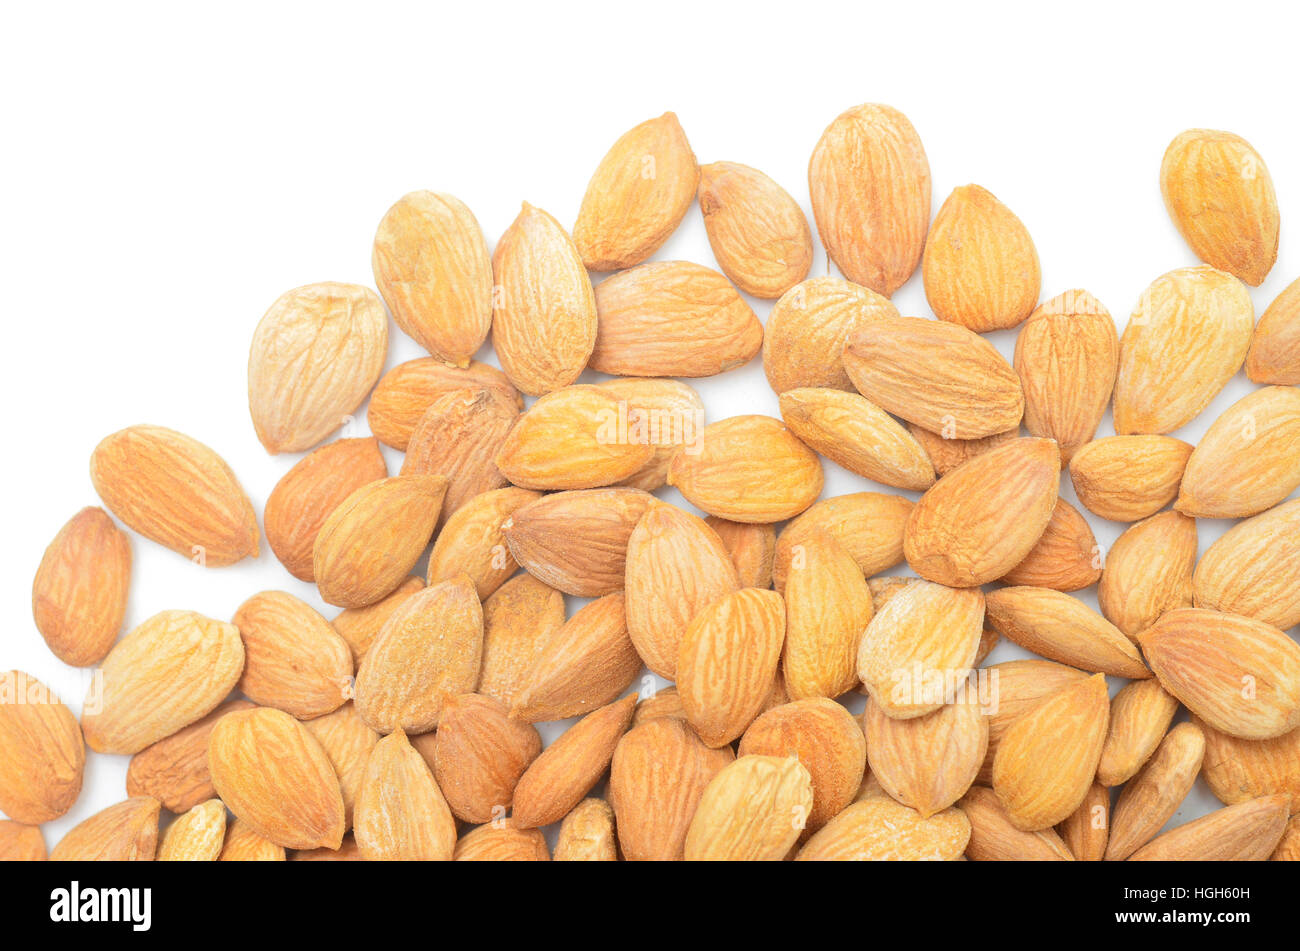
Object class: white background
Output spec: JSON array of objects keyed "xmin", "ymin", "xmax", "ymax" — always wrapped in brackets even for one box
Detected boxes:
[{"xmin": 2, "ymin": 0, "xmax": 1297, "ymax": 851}]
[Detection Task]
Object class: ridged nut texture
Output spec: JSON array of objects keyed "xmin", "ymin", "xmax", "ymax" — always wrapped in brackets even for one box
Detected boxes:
[
  {"xmin": 697, "ymin": 161, "xmax": 812, "ymax": 299},
  {"xmin": 371, "ymin": 190, "xmax": 492, "ymax": 366},
  {"xmin": 808, "ymin": 103, "xmax": 931, "ymax": 296},
  {"xmin": 589, "ymin": 261, "xmax": 763, "ymax": 378},
  {"xmin": 573, "ymin": 112, "xmax": 698, "ymax": 272},
  {"xmin": 904, "ymin": 438, "xmax": 1060, "ymax": 588},
  {"xmin": 1113, "ymin": 266, "xmax": 1254, "ymax": 435},
  {"xmin": 31, "ymin": 507, "xmax": 131, "ymax": 666},
  {"xmin": 666, "ymin": 415, "xmax": 823, "ymax": 524},
  {"xmin": 763, "ymin": 276, "xmax": 900, "ymax": 395},
  {"xmin": 90, "ymin": 424, "xmax": 259, "ymax": 566},
  {"xmin": 81, "ymin": 610, "xmax": 245, "ymax": 755},
  {"xmin": 922, "ymin": 184, "xmax": 1041, "ymax": 332},
  {"xmin": 246, "ymin": 282, "xmax": 388, "ymax": 454},
  {"xmin": 843, "ymin": 315, "xmax": 1025, "ymax": 440},
  {"xmin": 491, "ymin": 202, "xmax": 597, "ymax": 395},
  {"xmin": 1013, "ymin": 289, "xmax": 1119, "ymax": 463},
  {"xmin": 207, "ymin": 707, "xmax": 346, "ymax": 851},
  {"xmin": 1160, "ymin": 129, "xmax": 1279, "ymax": 286}
]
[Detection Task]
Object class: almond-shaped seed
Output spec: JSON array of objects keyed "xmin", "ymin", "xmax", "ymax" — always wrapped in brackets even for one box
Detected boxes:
[
  {"xmin": 1068, "ymin": 434, "xmax": 1193, "ymax": 522},
  {"xmin": 904, "ymin": 438, "xmax": 1060, "ymax": 588},
  {"xmin": 0, "ymin": 671, "xmax": 84, "ymax": 824},
  {"xmin": 862, "ymin": 691, "xmax": 987, "ymax": 818},
  {"xmin": 797, "ymin": 795, "xmax": 970, "ymax": 861},
  {"xmin": 368, "ymin": 358, "xmax": 522, "ymax": 450},
  {"xmin": 773, "ymin": 492, "xmax": 913, "ymax": 590},
  {"xmin": 959, "ymin": 786, "xmax": 1074, "ymax": 861},
  {"xmin": 624, "ymin": 501, "xmax": 740, "ymax": 680},
  {"xmin": 1194, "ymin": 499, "xmax": 1300, "ymax": 630},
  {"xmin": 510, "ymin": 592, "xmax": 641, "ymax": 723},
  {"xmin": 247, "ymin": 282, "xmax": 388, "ymax": 454},
  {"xmin": 32, "ymin": 507, "xmax": 130, "ymax": 667},
  {"xmin": 610, "ymin": 716, "xmax": 734, "ymax": 861},
  {"xmin": 779, "ymin": 387, "xmax": 936, "ymax": 490},
  {"xmin": 808, "ymin": 103, "xmax": 930, "ymax": 296},
  {"xmin": 331, "ymin": 576, "xmax": 423, "ymax": 665},
  {"xmin": 492, "ymin": 202, "xmax": 597, "ymax": 395},
  {"xmin": 503, "ymin": 487, "xmax": 653, "ymax": 597},
  {"xmin": 1196, "ymin": 718, "xmax": 1300, "ymax": 813},
  {"xmin": 684, "ymin": 755, "xmax": 814, "ymax": 861},
  {"xmin": 453, "ymin": 821, "xmax": 550, "ymax": 861},
  {"xmin": 554, "ymin": 798, "xmax": 617, "ymax": 861},
  {"xmin": 1246, "ymin": 275, "xmax": 1300, "ymax": 384},
  {"xmin": 400, "ymin": 386, "xmax": 520, "ymax": 524},
  {"xmin": 90, "ymin": 424, "xmax": 259, "ymax": 566},
  {"xmin": 1113, "ymin": 266, "xmax": 1254, "ymax": 435},
  {"xmin": 264, "ymin": 437, "xmax": 387, "ymax": 582},
  {"xmin": 219, "ymin": 818, "xmax": 285, "ymax": 862},
  {"xmin": 303, "ymin": 702, "xmax": 378, "ymax": 831},
  {"xmin": 372, "ymin": 190, "xmax": 492, "ymax": 366},
  {"xmin": 907, "ymin": 424, "xmax": 1020, "ymax": 477},
  {"xmin": 427, "ymin": 693, "xmax": 541, "ymax": 824},
  {"xmin": 477, "ymin": 574, "xmax": 565, "ymax": 708},
  {"xmin": 82, "ymin": 610, "xmax": 245, "ymax": 755},
  {"xmin": 979, "ymin": 660, "xmax": 1093, "ymax": 785},
  {"xmin": 698, "ymin": 161, "xmax": 812, "ymax": 299},
  {"xmin": 1014, "ymin": 290, "xmax": 1119, "ymax": 463},
  {"xmin": 313, "ymin": 474, "xmax": 447, "ymax": 609},
  {"xmin": 763, "ymin": 276, "xmax": 899, "ymax": 394},
  {"xmin": 843, "ymin": 315, "xmax": 1024, "ymax": 440},
  {"xmin": 923, "ymin": 184, "xmax": 1040, "ymax": 332},
  {"xmin": 208, "ymin": 708, "xmax": 344, "ymax": 851},
  {"xmin": 1128, "ymin": 794, "xmax": 1289, "ymax": 861},
  {"xmin": 589, "ymin": 261, "xmax": 763, "ymax": 377},
  {"xmin": 1096, "ymin": 679, "xmax": 1181, "ymax": 787},
  {"xmin": 706, "ymin": 517, "xmax": 776, "ymax": 590},
  {"xmin": 667, "ymin": 415, "xmax": 823, "ymax": 523},
  {"xmin": 354, "ymin": 729, "xmax": 457, "ymax": 861},
  {"xmin": 126, "ymin": 700, "xmax": 255, "ymax": 813},
  {"xmin": 50, "ymin": 797, "xmax": 161, "ymax": 861},
  {"xmin": 233, "ymin": 591, "xmax": 352, "ymax": 720},
  {"xmin": 573, "ymin": 112, "xmax": 698, "ymax": 272},
  {"xmin": 353, "ymin": 575, "xmax": 483, "ymax": 734},
  {"xmin": 1176, "ymin": 386, "xmax": 1300, "ymax": 518},
  {"xmin": 1161, "ymin": 129, "xmax": 1279, "ymax": 286},
  {"xmin": 495, "ymin": 385, "xmax": 655, "ymax": 490},
  {"xmin": 678, "ymin": 589, "xmax": 786, "ymax": 748},
  {"xmin": 595, "ymin": 378, "xmax": 706, "ymax": 491},
  {"xmin": 1001, "ymin": 498, "xmax": 1102, "ymax": 592},
  {"xmin": 1056, "ymin": 781, "xmax": 1110, "ymax": 862},
  {"xmin": 857, "ymin": 580, "xmax": 985, "ymax": 719},
  {"xmin": 0, "ymin": 822, "xmax": 46, "ymax": 861},
  {"xmin": 782, "ymin": 529, "xmax": 874, "ymax": 700},
  {"xmin": 740, "ymin": 698, "xmax": 866, "ymax": 832},
  {"xmin": 1098, "ymin": 511, "xmax": 1196, "ymax": 638},
  {"xmin": 1137, "ymin": 608, "xmax": 1300, "ymax": 740},
  {"xmin": 1106, "ymin": 723, "xmax": 1207, "ymax": 860},
  {"xmin": 993, "ymin": 674, "xmax": 1110, "ymax": 831},
  {"xmin": 513, "ymin": 695, "xmax": 637, "ymax": 828},
  {"xmin": 984, "ymin": 587, "xmax": 1149, "ymax": 679},
  {"xmin": 157, "ymin": 798, "xmax": 226, "ymax": 861},
  {"xmin": 428, "ymin": 487, "xmax": 541, "ymax": 600}
]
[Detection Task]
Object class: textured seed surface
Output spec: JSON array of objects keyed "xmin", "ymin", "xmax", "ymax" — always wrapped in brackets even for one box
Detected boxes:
[
  {"xmin": 31, "ymin": 506, "xmax": 131, "ymax": 667},
  {"xmin": 90, "ymin": 424, "xmax": 259, "ymax": 566},
  {"xmin": 808, "ymin": 102, "xmax": 931, "ymax": 296},
  {"xmin": 247, "ymin": 282, "xmax": 388, "ymax": 454}
]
